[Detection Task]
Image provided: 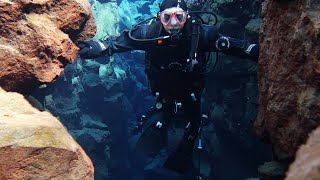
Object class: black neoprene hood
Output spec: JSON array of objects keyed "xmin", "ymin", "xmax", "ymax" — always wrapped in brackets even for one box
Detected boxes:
[{"xmin": 159, "ymin": 0, "xmax": 188, "ymax": 12}]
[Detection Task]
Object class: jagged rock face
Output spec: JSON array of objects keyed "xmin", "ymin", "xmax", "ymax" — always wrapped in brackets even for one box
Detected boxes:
[
  {"xmin": 285, "ymin": 126, "xmax": 320, "ymax": 180},
  {"xmin": 0, "ymin": 88, "xmax": 94, "ymax": 179},
  {"xmin": 255, "ymin": 0, "xmax": 320, "ymax": 159},
  {"xmin": 0, "ymin": 0, "xmax": 96, "ymax": 93}
]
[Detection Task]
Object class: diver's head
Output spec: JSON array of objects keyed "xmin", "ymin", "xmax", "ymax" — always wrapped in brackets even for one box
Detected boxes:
[{"xmin": 159, "ymin": 0, "xmax": 188, "ymax": 34}]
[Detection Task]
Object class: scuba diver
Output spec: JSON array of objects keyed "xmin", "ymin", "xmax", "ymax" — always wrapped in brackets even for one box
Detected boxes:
[{"xmin": 78, "ymin": 0, "xmax": 259, "ymax": 176}]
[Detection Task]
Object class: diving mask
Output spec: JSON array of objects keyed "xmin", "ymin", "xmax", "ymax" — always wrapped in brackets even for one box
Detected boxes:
[{"xmin": 160, "ymin": 7, "xmax": 188, "ymax": 27}]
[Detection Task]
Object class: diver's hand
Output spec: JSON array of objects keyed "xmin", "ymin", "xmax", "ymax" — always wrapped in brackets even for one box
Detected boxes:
[{"xmin": 78, "ymin": 40, "xmax": 108, "ymax": 59}]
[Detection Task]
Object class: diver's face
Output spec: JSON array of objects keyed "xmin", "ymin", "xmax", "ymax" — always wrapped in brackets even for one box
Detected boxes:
[{"xmin": 160, "ymin": 7, "xmax": 188, "ymax": 34}]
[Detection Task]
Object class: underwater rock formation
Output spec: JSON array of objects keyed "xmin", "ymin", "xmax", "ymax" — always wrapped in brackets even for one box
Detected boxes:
[
  {"xmin": 204, "ymin": 0, "xmax": 261, "ymax": 41},
  {"xmin": 0, "ymin": 88, "xmax": 94, "ymax": 179},
  {"xmin": 91, "ymin": 0, "xmax": 120, "ymax": 40},
  {"xmin": 256, "ymin": 0, "xmax": 320, "ymax": 159},
  {"xmin": 202, "ymin": 0, "xmax": 269, "ymax": 179},
  {"xmin": 0, "ymin": 0, "xmax": 96, "ymax": 93},
  {"xmin": 285, "ymin": 126, "xmax": 320, "ymax": 180},
  {"xmin": 70, "ymin": 114, "xmax": 111, "ymax": 179}
]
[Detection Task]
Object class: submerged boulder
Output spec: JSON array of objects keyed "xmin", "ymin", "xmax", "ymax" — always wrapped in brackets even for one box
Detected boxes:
[
  {"xmin": 91, "ymin": 0, "xmax": 120, "ymax": 40},
  {"xmin": 0, "ymin": 0, "xmax": 96, "ymax": 93},
  {"xmin": 0, "ymin": 88, "xmax": 94, "ymax": 179},
  {"xmin": 285, "ymin": 126, "xmax": 320, "ymax": 180},
  {"xmin": 256, "ymin": 0, "xmax": 320, "ymax": 159}
]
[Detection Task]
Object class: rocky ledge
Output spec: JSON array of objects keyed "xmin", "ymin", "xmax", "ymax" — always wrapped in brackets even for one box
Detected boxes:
[{"xmin": 0, "ymin": 0, "xmax": 96, "ymax": 93}]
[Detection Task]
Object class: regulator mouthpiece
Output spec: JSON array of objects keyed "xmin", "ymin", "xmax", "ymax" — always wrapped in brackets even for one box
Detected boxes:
[{"xmin": 170, "ymin": 29, "xmax": 181, "ymax": 43}]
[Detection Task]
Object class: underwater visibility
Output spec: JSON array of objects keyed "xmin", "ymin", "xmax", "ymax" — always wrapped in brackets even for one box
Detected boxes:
[{"xmin": 1, "ymin": 0, "xmax": 320, "ymax": 179}]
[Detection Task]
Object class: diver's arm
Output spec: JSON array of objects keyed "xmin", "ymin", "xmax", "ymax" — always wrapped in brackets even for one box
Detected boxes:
[
  {"xmin": 78, "ymin": 25, "xmax": 149, "ymax": 59},
  {"xmin": 101, "ymin": 26, "xmax": 150, "ymax": 55},
  {"xmin": 215, "ymin": 36, "xmax": 259, "ymax": 61},
  {"xmin": 200, "ymin": 25, "xmax": 259, "ymax": 61}
]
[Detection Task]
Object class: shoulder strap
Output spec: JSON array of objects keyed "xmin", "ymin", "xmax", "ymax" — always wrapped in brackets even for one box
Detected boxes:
[{"xmin": 187, "ymin": 17, "xmax": 202, "ymax": 72}]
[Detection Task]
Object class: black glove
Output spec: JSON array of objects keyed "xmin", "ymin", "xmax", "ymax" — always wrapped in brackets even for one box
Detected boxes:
[{"xmin": 78, "ymin": 40, "xmax": 108, "ymax": 59}]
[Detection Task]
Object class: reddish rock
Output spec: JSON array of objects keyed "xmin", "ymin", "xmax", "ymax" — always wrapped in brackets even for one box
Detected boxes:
[
  {"xmin": 285, "ymin": 126, "xmax": 320, "ymax": 180},
  {"xmin": 255, "ymin": 0, "xmax": 320, "ymax": 159},
  {"xmin": 0, "ymin": 87, "xmax": 94, "ymax": 179},
  {"xmin": 0, "ymin": 0, "xmax": 96, "ymax": 93}
]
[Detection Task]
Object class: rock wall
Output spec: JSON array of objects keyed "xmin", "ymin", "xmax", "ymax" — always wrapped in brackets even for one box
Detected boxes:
[
  {"xmin": 0, "ymin": 0, "xmax": 96, "ymax": 93},
  {"xmin": 0, "ymin": 88, "xmax": 94, "ymax": 179},
  {"xmin": 256, "ymin": 0, "xmax": 320, "ymax": 159}
]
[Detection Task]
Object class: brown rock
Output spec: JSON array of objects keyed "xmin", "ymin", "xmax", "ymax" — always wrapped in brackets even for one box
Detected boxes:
[
  {"xmin": 255, "ymin": 0, "xmax": 320, "ymax": 159},
  {"xmin": 285, "ymin": 126, "xmax": 320, "ymax": 180},
  {"xmin": 0, "ymin": 88, "xmax": 94, "ymax": 179},
  {"xmin": 0, "ymin": 0, "xmax": 96, "ymax": 93}
]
